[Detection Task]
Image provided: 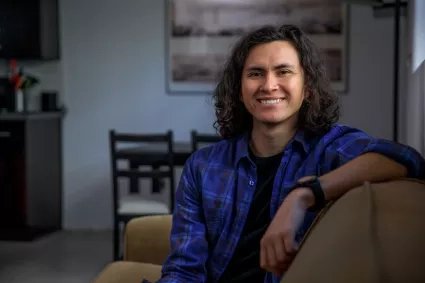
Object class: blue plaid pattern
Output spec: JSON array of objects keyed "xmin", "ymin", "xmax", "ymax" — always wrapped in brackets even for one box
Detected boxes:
[{"xmin": 157, "ymin": 124, "xmax": 425, "ymax": 283}]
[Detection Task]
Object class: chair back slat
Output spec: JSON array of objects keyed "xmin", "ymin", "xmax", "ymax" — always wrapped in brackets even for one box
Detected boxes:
[
  {"xmin": 115, "ymin": 169, "xmax": 171, "ymax": 179},
  {"xmin": 191, "ymin": 130, "xmax": 222, "ymax": 152},
  {"xmin": 114, "ymin": 152, "xmax": 171, "ymax": 164},
  {"xmin": 112, "ymin": 132, "xmax": 172, "ymax": 143}
]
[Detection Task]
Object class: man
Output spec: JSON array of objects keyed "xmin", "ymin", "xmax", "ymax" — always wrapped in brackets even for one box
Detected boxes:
[{"xmin": 157, "ymin": 25, "xmax": 425, "ymax": 283}]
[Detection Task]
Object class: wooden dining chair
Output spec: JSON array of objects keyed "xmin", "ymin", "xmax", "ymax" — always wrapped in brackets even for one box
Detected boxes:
[
  {"xmin": 109, "ymin": 129, "xmax": 175, "ymax": 260},
  {"xmin": 190, "ymin": 130, "xmax": 222, "ymax": 153}
]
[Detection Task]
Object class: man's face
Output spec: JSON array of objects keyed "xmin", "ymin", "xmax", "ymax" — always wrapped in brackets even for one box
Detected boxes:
[{"xmin": 240, "ymin": 40, "xmax": 306, "ymax": 126}]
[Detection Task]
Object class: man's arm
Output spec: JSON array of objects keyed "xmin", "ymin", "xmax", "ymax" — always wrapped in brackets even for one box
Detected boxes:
[
  {"xmin": 157, "ymin": 155, "xmax": 209, "ymax": 283},
  {"xmin": 299, "ymin": 131, "xmax": 425, "ymax": 206},
  {"xmin": 260, "ymin": 130, "xmax": 425, "ymax": 275}
]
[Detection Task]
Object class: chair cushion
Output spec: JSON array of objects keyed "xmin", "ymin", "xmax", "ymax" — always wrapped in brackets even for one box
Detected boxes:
[
  {"xmin": 92, "ymin": 261, "xmax": 162, "ymax": 283},
  {"xmin": 119, "ymin": 196, "xmax": 170, "ymax": 215}
]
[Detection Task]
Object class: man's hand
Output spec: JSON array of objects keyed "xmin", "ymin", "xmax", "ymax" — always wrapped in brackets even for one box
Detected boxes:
[{"xmin": 260, "ymin": 185, "xmax": 314, "ymax": 276}]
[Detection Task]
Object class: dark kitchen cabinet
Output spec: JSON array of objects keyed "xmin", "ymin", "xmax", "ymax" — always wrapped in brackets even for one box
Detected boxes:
[
  {"xmin": 0, "ymin": 113, "xmax": 63, "ymax": 241},
  {"xmin": 0, "ymin": 0, "xmax": 60, "ymax": 60}
]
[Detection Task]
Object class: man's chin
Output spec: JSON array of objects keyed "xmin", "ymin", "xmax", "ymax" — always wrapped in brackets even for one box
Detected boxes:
[
  {"xmin": 256, "ymin": 118, "xmax": 285, "ymax": 127},
  {"xmin": 253, "ymin": 114, "xmax": 296, "ymax": 127}
]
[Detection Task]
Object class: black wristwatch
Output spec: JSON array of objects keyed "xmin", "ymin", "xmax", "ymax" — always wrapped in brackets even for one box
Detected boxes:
[{"xmin": 291, "ymin": 176, "xmax": 325, "ymax": 212}]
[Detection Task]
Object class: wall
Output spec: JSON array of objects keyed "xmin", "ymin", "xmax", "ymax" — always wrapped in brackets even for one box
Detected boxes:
[
  {"xmin": 0, "ymin": 0, "xmax": 408, "ymax": 230},
  {"xmin": 59, "ymin": 0, "xmax": 218, "ymax": 230}
]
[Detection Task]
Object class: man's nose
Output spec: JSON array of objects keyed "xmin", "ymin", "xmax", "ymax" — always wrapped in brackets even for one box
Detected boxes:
[{"xmin": 261, "ymin": 74, "xmax": 278, "ymax": 92}]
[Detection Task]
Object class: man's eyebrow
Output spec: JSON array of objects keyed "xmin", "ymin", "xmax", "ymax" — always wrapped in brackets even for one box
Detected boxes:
[
  {"xmin": 273, "ymin": 63, "xmax": 296, "ymax": 69},
  {"xmin": 244, "ymin": 63, "xmax": 296, "ymax": 71}
]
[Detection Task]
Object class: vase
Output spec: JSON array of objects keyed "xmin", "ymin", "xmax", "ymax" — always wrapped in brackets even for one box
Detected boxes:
[{"xmin": 15, "ymin": 89, "xmax": 24, "ymax": 112}]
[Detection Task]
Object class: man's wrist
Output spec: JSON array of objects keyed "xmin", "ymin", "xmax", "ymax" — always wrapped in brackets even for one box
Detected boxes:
[
  {"xmin": 291, "ymin": 187, "xmax": 315, "ymax": 209},
  {"xmin": 291, "ymin": 175, "xmax": 327, "ymax": 211}
]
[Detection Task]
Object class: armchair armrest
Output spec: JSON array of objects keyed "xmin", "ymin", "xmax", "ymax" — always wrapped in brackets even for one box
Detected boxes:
[{"xmin": 124, "ymin": 214, "xmax": 172, "ymax": 265}]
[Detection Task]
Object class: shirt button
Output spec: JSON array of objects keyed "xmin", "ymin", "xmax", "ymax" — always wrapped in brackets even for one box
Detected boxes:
[{"xmin": 249, "ymin": 181, "xmax": 255, "ymax": 186}]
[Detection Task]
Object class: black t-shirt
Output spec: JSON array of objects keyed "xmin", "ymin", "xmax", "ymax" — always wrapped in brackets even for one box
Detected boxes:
[{"xmin": 218, "ymin": 150, "xmax": 283, "ymax": 283}]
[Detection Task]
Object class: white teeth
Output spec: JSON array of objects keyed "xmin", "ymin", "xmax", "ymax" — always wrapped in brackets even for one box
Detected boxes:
[{"xmin": 260, "ymin": 99, "xmax": 282, "ymax": 104}]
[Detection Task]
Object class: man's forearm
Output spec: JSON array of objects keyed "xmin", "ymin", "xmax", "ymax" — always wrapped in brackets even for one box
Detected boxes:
[{"xmin": 298, "ymin": 153, "xmax": 408, "ymax": 207}]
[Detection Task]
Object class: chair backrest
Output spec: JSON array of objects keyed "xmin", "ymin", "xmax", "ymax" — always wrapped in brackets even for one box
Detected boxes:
[
  {"xmin": 124, "ymin": 214, "xmax": 173, "ymax": 264},
  {"xmin": 191, "ymin": 130, "xmax": 222, "ymax": 152},
  {"xmin": 284, "ymin": 179, "xmax": 425, "ymax": 283},
  {"xmin": 109, "ymin": 130, "xmax": 175, "ymax": 211}
]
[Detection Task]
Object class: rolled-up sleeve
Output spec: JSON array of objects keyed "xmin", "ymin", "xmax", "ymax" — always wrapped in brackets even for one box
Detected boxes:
[
  {"xmin": 362, "ymin": 138, "xmax": 425, "ymax": 178},
  {"xmin": 321, "ymin": 129, "xmax": 425, "ymax": 179}
]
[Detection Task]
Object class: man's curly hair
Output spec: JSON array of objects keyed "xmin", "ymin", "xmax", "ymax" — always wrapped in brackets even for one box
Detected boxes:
[{"xmin": 212, "ymin": 24, "xmax": 340, "ymax": 139}]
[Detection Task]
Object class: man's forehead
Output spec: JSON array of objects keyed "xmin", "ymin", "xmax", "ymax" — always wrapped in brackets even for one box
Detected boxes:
[{"xmin": 244, "ymin": 41, "xmax": 300, "ymax": 68}]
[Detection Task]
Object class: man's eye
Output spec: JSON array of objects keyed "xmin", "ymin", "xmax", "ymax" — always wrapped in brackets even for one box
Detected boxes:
[
  {"xmin": 278, "ymin": 70, "xmax": 291, "ymax": 75},
  {"xmin": 248, "ymin": 72, "xmax": 261, "ymax": 77}
]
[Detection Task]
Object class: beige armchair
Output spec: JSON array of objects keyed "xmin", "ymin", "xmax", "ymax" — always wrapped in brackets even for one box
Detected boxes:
[
  {"xmin": 92, "ymin": 215, "xmax": 172, "ymax": 283},
  {"xmin": 93, "ymin": 179, "xmax": 425, "ymax": 283}
]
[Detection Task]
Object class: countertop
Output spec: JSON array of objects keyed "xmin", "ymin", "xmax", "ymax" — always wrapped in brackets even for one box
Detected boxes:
[{"xmin": 0, "ymin": 110, "xmax": 65, "ymax": 121}]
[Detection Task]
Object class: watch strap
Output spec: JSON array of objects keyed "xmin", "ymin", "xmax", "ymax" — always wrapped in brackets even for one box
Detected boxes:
[{"xmin": 293, "ymin": 176, "xmax": 326, "ymax": 212}]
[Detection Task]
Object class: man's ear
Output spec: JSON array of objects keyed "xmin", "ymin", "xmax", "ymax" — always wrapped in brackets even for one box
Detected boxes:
[{"xmin": 303, "ymin": 88, "xmax": 311, "ymax": 100}]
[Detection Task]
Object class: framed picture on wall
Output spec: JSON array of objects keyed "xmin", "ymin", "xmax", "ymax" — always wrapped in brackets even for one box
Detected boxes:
[{"xmin": 165, "ymin": 0, "xmax": 349, "ymax": 94}]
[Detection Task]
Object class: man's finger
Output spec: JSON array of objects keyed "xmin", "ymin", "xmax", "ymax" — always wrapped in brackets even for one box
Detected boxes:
[
  {"xmin": 274, "ymin": 236, "xmax": 286, "ymax": 263},
  {"xmin": 283, "ymin": 234, "xmax": 299, "ymax": 256},
  {"xmin": 260, "ymin": 244, "xmax": 267, "ymax": 269},
  {"xmin": 266, "ymin": 244, "xmax": 277, "ymax": 269}
]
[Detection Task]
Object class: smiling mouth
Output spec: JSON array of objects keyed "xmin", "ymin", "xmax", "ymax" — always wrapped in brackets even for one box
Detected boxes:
[{"xmin": 257, "ymin": 98, "xmax": 284, "ymax": 105}]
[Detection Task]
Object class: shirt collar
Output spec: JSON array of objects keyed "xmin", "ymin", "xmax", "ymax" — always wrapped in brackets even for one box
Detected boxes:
[{"xmin": 234, "ymin": 129, "xmax": 311, "ymax": 165}]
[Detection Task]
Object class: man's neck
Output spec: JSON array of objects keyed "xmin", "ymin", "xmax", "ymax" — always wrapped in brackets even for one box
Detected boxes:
[{"xmin": 250, "ymin": 121, "xmax": 297, "ymax": 157}]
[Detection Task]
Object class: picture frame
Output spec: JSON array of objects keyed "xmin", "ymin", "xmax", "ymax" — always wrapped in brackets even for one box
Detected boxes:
[{"xmin": 165, "ymin": 0, "xmax": 349, "ymax": 94}]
